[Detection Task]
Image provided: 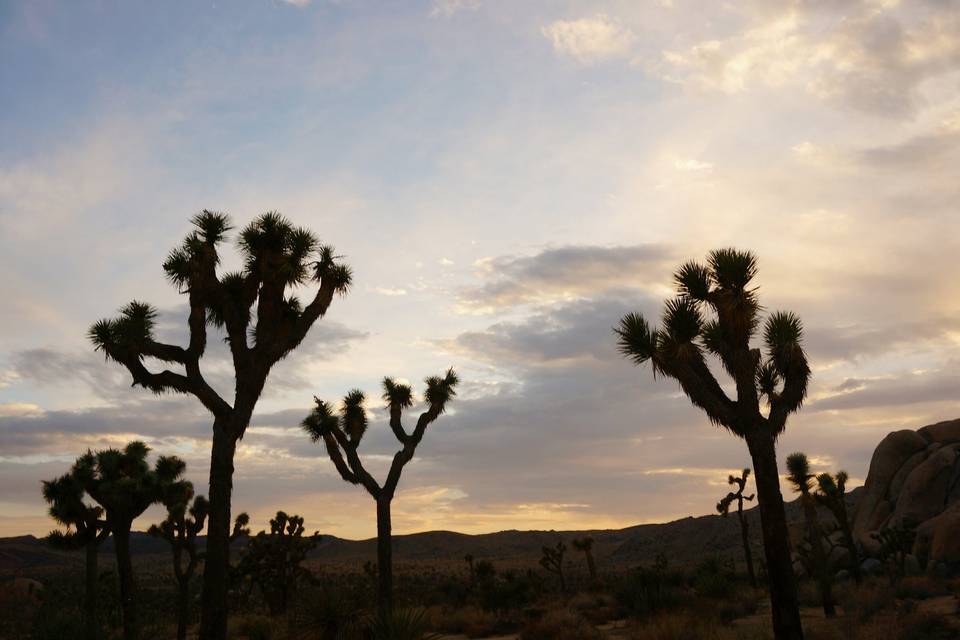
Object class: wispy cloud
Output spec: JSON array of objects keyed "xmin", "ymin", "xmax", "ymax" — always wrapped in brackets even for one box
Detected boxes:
[{"xmin": 542, "ymin": 14, "xmax": 635, "ymax": 64}]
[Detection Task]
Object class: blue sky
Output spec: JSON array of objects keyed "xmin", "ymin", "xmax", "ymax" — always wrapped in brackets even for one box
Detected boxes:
[{"xmin": 2, "ymin": 0, "xmax": 959, "ymax": 538}]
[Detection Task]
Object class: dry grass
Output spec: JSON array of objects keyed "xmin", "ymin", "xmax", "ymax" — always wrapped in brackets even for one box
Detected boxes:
[{"xmin": 519, "ymin": 609, "xmax": 603, "ymax": 640}]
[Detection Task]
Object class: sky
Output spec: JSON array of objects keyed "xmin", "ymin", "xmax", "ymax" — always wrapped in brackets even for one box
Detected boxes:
[{"xmin": 1, "ymin": 0, "xmax": 959, "ymax": 540}]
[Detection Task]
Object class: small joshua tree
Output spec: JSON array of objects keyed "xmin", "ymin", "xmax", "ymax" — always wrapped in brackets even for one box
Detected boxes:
[
  {"xmin": 617, "ymin": 249, "xmax": 809, "ymax": 640},
  {"xmin": 786, "ymin": 453, "xmax": 835, "ymax": 617},
  {"xmin": 464, "ymin": 554, "xmax": 475, "ymax": 586},
  {"xmin": 872, "ymin": 522, "xmax": 917, "ymax": 581},
  {"xmin": 42, "ymin": 471, "xmax": 111, "ymax": 640},
  {"xmin": 236, "ymin": 511, "xmax": 319, "ymax": 615},
  {"xmin": 572, "ymin": 536, "xmax": 598, "ymax": 587},
  {"xmin": 148, "ymin": 482, "xmax": 208, "ymax": 640},
  {"xmin": 89, "ymin": 212, "xmax": 351, "ymax": 640},
  {"xmin": 73, "ymin": 442, "xmax": 186, "ymax": 640},
  {"xmin": 539, "ymin": 541, "xmax": 567, "ymax": 593},
  {"xmin": 815, "ymin": 471, "xmax": 861, "ymax": 584},
  {"xmin": 302, "ymin": 369, "xmax": 459, "ymax": 619},
  {"xmin": 717, "ymin": 468, "xmax": 757, "ymax": 587}
]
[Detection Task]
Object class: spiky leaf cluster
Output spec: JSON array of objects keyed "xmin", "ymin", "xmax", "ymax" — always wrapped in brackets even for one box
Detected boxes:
[
  {"xmin": 616, "ymin": 248, "xmax": 810, "ymax": 436},
  {"xmin": 786, "ymin": 452, "xmax": 813, "ymax": 495}
]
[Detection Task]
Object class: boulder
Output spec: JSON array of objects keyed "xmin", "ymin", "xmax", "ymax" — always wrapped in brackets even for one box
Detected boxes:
[
  {"xmin": 904, "ymin": 554, "xmax": 922, "ymax": 577},
  {"xmin": 891, "ymin": 444, "xmax": 960, "ymax": 526},
  {"xmin": 918, "ymin": 419, "xmax": 960, "ymax": 444},
  {"xmin": 915, "ymin": 502, "xmax": 960, "ymax": 566},
  {"xmin": 861, "ymin": 558, "xmax": 882, "ymax": 575},
  {"xmin": 856, "ymin": 419, "xmax": 960, "ymax": 562},
  {"xmin": 853, "ymin": 429, "xmax": 928, "ymax": 543}
]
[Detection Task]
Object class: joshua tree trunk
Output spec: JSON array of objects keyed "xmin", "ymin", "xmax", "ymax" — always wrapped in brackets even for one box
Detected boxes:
[
  {"xmin": 585, "ymin": 548, "xmax": 597, "ymax": 585},
  {"xmin": 737, "ymin": 509, "xmax": 757, "ymax": 588},
  {"xmin": 747, "ymin": 432, "xmax": 804, "ymax": 640},
  {"xmin": 112, "ymin": 521, "xmax": 138, "ymax": 640},
  {"xmin": 200, "ymin": 424, "xmax": 236, "ymax": 640},
  {"xmin": 85, "ymin": 538, "xmax": 99, "ymax": 640},
  {"xmin": 839, "ymin": 519, "xmax": 861, "ymax": 585},
  {"xmin": 376, "ymin": 495, "xmax": 393, "ymax": 620},
  {"xmin": 176, "ymin": 575, "xmax": 190, "ymax": 640},
  {"xmin": 801, "ymin": 498, "xmax": 836, "ymax": 617}
]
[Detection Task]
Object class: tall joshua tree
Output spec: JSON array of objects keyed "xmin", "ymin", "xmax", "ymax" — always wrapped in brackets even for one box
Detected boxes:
[
  {"xmin": 815, "ymin": 471, "xmax": 861, "ymax": 585},
  {"xmin": 89, "ymin": 212, "xmax": 351, "ymax": 640},
  {"xmin": 302, "ymin": 369, "xmax": 459, "ymax": 619},
  {"xmin": 717, "ymin": 468, "xmax": 757, "ymax": 588},
  {"xmin": 616, "ymin": 249, "xmax": 809, "ymax": 640},
  {"xmin": 42, "ymin": 471, "xmax": 111, "ymax": 640},
  {"xmin": 73, "ymin": 442, "xmax": 186, "ymax": 640},
  {"xmin": 571, "ymin": 536, "xmax": 598, "ymax": 587},
  {"xmin": 786, "ymin": 453, "xmax": 835, "ymax": 618},
  {"xmin": 148, "ymin": 482, "xmax": 208, "ymax": 640}
]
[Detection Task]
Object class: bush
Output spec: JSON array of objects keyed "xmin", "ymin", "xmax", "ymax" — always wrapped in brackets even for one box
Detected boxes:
[
  {"xmin": 519, "ymin": 609, "xmax": 602, "ymax": 640},
  {"xmin": 234, "ymin": 614, "xmax": 274, "ymax": 640},
  {"xmin": 426, "ymin": 605, "xmax": 501, "ymax": 637},
  {"xmin": 613, "ymin": 566, "xmax": 686, "ymax": 617}
]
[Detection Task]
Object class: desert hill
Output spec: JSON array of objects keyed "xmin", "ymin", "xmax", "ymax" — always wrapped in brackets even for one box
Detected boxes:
[{"xmin": 0, "ymin": 488, "xmax": 858, "ymax": 579}]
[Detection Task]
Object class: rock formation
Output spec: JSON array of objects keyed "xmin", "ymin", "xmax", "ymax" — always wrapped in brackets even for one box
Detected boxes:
[{"xmin": 853, "ymin": 418, "xmax": 960, "ymax": 567}]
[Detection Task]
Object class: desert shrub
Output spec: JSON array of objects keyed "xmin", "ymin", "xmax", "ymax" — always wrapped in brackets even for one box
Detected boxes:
[
  {"xmin": 714, "ymin": 586, "xmax": 759, "ymax": 624},
  {"xmin": 234, "ymin": 614, "xmax": 275, "ymax": 640},
  {"xmin": 479, "ymin": 569, "xmax": 535, "ymax": 613},
  {"xmin": 894, "ymin": 576, "xmax": 946, "ymax": 601},
  {"xmin": 426, "ymin": 604, "xmax": 501, "ymax": 637},
  {"xmin": 837, "ymin": 579, "xmax": 896, "ymax": 623},
  {"xmin": 613, "ymin": 565, "xmax": 686, "ymax": 617},
  {"xmin": 368, "ymin": 607, "xmax": 442, "ymax": 640},
  {"xmin": 896, "ymin": 612, "xmax": 959, "ymax": 640},
  {"xmin": 626, "ymin": 611, "xmax": 770, "ymax": 640},
  {"xmin": 519, "ymin": 609, "xmax": 602, "ymax": 640},
  {"xmin": 285, "ymin": 586, "xmax": 364, "ymax": 640}
]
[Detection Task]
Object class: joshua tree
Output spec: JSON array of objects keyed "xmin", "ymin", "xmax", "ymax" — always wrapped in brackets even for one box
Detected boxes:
[
  {"xmin": 42, "ymin": 471, "xmax": 111, "ymax": 640},
  {"xmin": 464, "ymin": 554, "xmax": 475, "ymax": 586},
  {"xmin": 872, "ymin": 521, "xmax": 917, "ymax": 581},
  {"xmin": 786, "ymin": 453, "xmax": 835, "ymax": 617},
  {"xmin": 148, "ymin": 482, "xmax": 208, "ymax": 640},
  {"xmin": 572, "ymin": 536, "xmax": 598, "ymax": 586},
  {"xmin": 302, "ymin": 369, "xmax": 459, "ymax": 619},
  {"xmin": 539, "ymin": 541, "xmax": 567, "ymax": 593},
  {"xmin": 815, "ymin": 471, "xmax": 861, "ymax": 584},
  {"xmin": 717, "ymin": 468, "xmax": 757, "ymax": 587},
  {"xmin": 236, "ymin": 511, "xmax": 319, "ymax": 615},
  {"xmin": 70, "ymin": 442, "xmax": 186, "ymax": 640},
  {"xmin": 616, "ymin": 248, "xmax": 809, "ymax": 640},
  {"xmin": 89, "ymin": 212, "xmax": 351, "ymax": 640}
]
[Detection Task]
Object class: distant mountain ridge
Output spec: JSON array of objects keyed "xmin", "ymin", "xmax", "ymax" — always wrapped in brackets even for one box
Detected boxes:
[{"xmin": 0, "ymin": 488, "xmax": 860, "ymax": 578}]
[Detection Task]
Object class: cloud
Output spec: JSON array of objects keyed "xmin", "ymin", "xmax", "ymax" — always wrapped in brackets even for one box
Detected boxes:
[
  {"xmin": 429, "ymin": 0, "xmax": 481, "ymax": 19},
  {"xmin": 542, "ymin": 14, "xmax": 635, "ymax": 64},
  {"xmin": 458, "ymin": 245, "xmax": 675, "ymax": 312},
  {"xmin": 812, "ymin": 367, "xmax": 960, "ymax": 411},
  {"xmin": 652, "ymin": 4, "xmax": 960, "ymax": 117}
]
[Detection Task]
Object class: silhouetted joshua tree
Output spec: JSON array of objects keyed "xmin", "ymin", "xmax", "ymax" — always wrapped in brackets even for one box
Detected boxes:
[
  {"xmin": 717, "ymin": 468, "xmax": 757, "ymax": 588},
  {"xmin": 73, "ymin": 442, "xmax": 186, "ymax": 640},
  {"xmin": 539, "ymin": 541, "xmax": 567, "ymax": 593},
  {"xmin": 302, "ymin": 369, "xmax": 459, "ymax": 619},
  {"xmin": 572, "ymin": 536, "xmax": 598, "ymax": 587},
  {"xmin": 815, "ymin": 471, "xmax": 861, "ymax": 585},
  {"xmin": 236, "ymin": 511, "xmax": 319, "ymax": 615},
  {"xmin": 42, "ymin": 470, "xmax": 111, "ymax": 640},
  {"xmin": 464, "ymin": 554, "xmax": 475, "ymax": 586},
  {"xmin": 786, "ymin": 453, "xmax": 835, "ymax": 618},
  {"xmin": 148, "ymin": 482, "xmax": 208, "ymax": 640},
  {"xmin": 89, "ymin": 212, "xmax": 351, "ymax": 640},
  {"xmin": 617, "ymin": 249, "xmax": 809, "ymax": 640}
]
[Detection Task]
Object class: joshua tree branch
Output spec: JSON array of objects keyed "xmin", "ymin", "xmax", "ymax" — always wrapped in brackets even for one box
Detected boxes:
[
  {"xmin": 121, "ymin": 357, "xmax": 231, "ymax": 417},
  {"xmin": 666, "ymin": 354, "xmax": 737, "ymax": 427},
  {"xmin": 384, "ymin": 407, "xmax": 440, "ymax": 495},
  {"xmin": 388, "ymin": 405, "xmax": 411, "ymax": 445},
  {"xmin": 321, "ymin": 432, "xmax": 359, "ymax": 485},
  {"xmin": 328, "ymin": 425, "xmax": 381, "ymax": 497}
]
